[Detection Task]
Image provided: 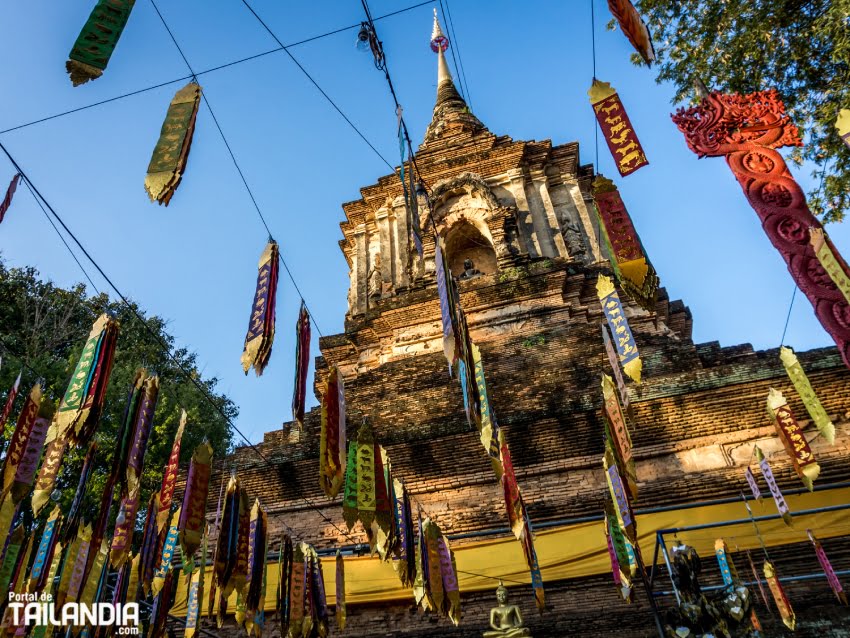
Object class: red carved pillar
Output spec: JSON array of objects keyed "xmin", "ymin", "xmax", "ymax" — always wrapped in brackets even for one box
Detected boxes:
[{"xmin": 672, "ymin": 90, "xmax": 850, "ymax": 368}]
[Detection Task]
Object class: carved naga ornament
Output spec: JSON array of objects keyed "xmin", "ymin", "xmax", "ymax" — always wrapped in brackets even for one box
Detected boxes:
[{"xmin": 672, "ymin": 90, "xmax": 850, "ymax": 368}]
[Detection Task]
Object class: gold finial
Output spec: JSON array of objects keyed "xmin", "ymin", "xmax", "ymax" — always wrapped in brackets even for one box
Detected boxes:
[{"xmin": 431, "ymin": 8, "xmax": 449, "ymax": 52}]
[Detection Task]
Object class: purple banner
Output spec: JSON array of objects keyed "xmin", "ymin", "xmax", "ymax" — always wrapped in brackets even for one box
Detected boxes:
[
  {"xmin": 759, "ymin": 458, "xmax": 791, "ymax": 522},
  {"xmin": 12, "ymin": 412, "xmax": 50, "ymax": 497},
  {"xmin": 607, "ymin": 464, "xmax": 633, "ymax": 529},
  {"xmin": 745, "ymin": 466, "xmax": 761, "ymax": 501}
]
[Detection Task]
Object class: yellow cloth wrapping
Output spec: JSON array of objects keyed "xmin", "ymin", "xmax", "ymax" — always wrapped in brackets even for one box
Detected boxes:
[
  {"xmin": 780, "ymin": 346, "xmax": 835, "ymax": 445},
  {"xmin": 171, "ymin": 486, "xmax": 850, "ymax": 615}
]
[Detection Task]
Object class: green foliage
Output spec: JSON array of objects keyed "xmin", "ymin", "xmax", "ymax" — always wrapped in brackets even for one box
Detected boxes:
[
  {"xmin": 0, "ymin": 259, "xmax": 236, "ymax": 519},
  {"xmin": 638, "ymin": 0, "xmax": 850, "ymax": 222},
  {"xmin": 522, "ymin": 335, "xmax": 546, "ymax": 348}
]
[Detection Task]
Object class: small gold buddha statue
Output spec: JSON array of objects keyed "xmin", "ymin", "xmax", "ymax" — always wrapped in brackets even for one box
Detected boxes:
[{"xmin": 483, "ymin": 584, "xmax": 532, "ymax": 637}]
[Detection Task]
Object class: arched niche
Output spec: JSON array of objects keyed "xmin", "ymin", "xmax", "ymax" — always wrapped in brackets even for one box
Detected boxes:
[{"xmin": 444, "ymin": 219, "xmax": 498, "ymax": 278}]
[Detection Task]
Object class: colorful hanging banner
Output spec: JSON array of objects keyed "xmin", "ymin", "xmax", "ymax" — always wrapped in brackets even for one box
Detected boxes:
[
  {"xmin": 335, "ymin": 551, "xmax": 346, "ymax": 631},
  {"xmin": 593, "ymin": 175, "xmax": 658, "ymax": 311},
  {"xmin": 767, "ymin": 388, "xmax": 820, "ymax": 491},
  {"xmin": 31, "ymin": 428, "xmax": 67, "ymax": 517},
  {"xmin": 246, "ymin": 500, "xmax": 268, "ymax": 630},
  {"xmin": 126, "ymin": 374, "xmax": 159, "ymax": 495},
  {"xmin": 437, "ymin": 535, "xmax": 462, "ymax": 625},
  {"xmin": 764, "ymin": 560, "xmax": 796, "ymax": 629},
  {"xmin": 66, "ymin": 0, "xmax": 135, "ymax": 86},
  {"xmin": 233, "ymin": 486, "xmax": 251, "ymax": 597},
  {"xmin": 807, "ymin": 530, "xmax": 847, "ymax": 605},
  {"xmin": 500, "ymin": 439, "xmax": 525, "ymax": 540},
  {"xmin": 156, "ymin": 411, "xmax": 186, "ymax": 531},
  {"xmin": 151, "ymin": 507, "xmax": 181, "ymax": 597},
  {"xmin": 597, "ymin": 275, "xmax": 641, "ymax": 383},
  {"xmin": 755, "ymin": 446, "xmax": 792, "ymax": 526},
  {"xmin": 356, "ymin": 422, "xmax": 377, "ymax": 531},
  {"xmin": 59, "ymin": 523, "xmax": 92, "ymax": 606},
  {"xmin": 0, "ymin": 174, "xmax": 21, "ymax": 225},
  {"xmin": 714, "ymin": 539, "xmax": 735, "ymax": 587},
  {"xmin": 435, "ymin": 238, "xmax": 458, "ymax": 370},
  {"xmin": 292, "ymin": 302, "xmax": 311, "ymax": 429},
  {"xmin": 838, "ymin": 109, "xmax": 850, "ymax": 149},
  {"xmin": 602, "ymin": 325, "xmax": 630, "ymax": 413},
  {"xmin": 601, "ymin": 373, "xmax": 636, "ymax": 499},
  {"xmin": 241, "ymin": 241, "xmax": 280, "ymax": 376},
  {"xmin": 149, "ymin": 571, "xmax": 174, "ymax": 638},
  {"xmin": 138, "ymin": 493, "xmax": 161, "ymax": 597},
  {"xmin": 145, "ymin": 82, "xmax": 202, "ymax": 206},
  {"xmin": 1, "ymin": 384, "xmax": 42, "ymax": 497},
  {"xmin": 0, "ymin": 369, "xmax": 22, "ymax": 431},
  {"xmin": 0, "ymin": 525, "xmax": 23, "ymax": 594},
  {"xmin": 392, "ymin": 478, "xmax": 416, "ymax": 588},
  {"xmin": 810, "ymin": 227, "xmax": 850, "ymax": 306},
  {"xmin": 179, "ymin": 440, "xmax": 214, "ymax": 559},
  {"xmin": 606, "ymin": 0, "xmax": 655, "ymax": 65},
  {"xmin": 184, "ymin": 567, "xmax": 202, "ymax": 638},
  {"xmin": 110, "ymin": 487, "xmax": 140, "ymax": 568},
  {"xmin": 780, "ymin": 346, "xmax": 835, "ymax": 444},
  {"xmin": 521, "ymin": 503, "xmax": 546, "ymax": 613},
  {"xmin": 604, "ymin": 505, "xmax": 633, "ymax": 601},
  {"xmin": 471, "ymin": 343, "xmax": 503, "ymax": 480},
  {"xmin": 319, "ymin": 366, "xmax": 347, "ymax": 498},
  {"xmin": 11, "ymin": 396, "xmax": 53, "ymax": 505},
  {"xmin": 30, "ymin": 507, "xmax": 62, "ymax": 593},
  {"xmin": 407, "ymin": 152, "xmax": 423, "ymax": 259},
  {"xmin": 63, "ymin": 442, "xmax": 97, "ymax": 543},
  {"xmin": 588, "ymin": 80, "xmax": 648, "ymax": 177},
  {"xmin": 744, "ymin": 466, "xmax": 761, "ymax": 502},
  {"xmin": 604, "ymin": 443, "xmax": 636, "ymax": 543}
]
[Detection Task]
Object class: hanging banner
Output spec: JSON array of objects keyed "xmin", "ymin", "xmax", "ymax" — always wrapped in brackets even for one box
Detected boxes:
[
  {"xmin": 755, "ymin": 446, "xmax": 792, "ymax": 526},
  {"xmin": 838, "ymin": 109, "xmax": 850, "ymax": 149},
  {"xmin": 151, "ymin": 507, "xmax": 181, "ymax": 597},
  {"xmin": 58, "ymin": 523, "xmax": 92, "ymax": 606},
  {"xmin": 66, "ymin": 0, "xmax": 135, "ymax": 86},
  {"xmin": 232, "ymin": 486, "xmax": 251, "ymax": 597},
  {"xmin": 471, "ymin": 343, "xmax": 503, "ymax": 480},
  {"xmin": 764, "ymin": 561, "xmax": 796, "ymax": 630},
  {"xmin": 145, "ymin": 82, "xmax": 202, "ymax": 206},
  {"xmin": 29, "ymin": 507, "xmax": 62, "ymax": 593},
  {"xmin": 593, "ymin": 175, "xmax": 658, "ymax": 311},
  {"xmin": 355, "ymin": 423, "xmax": 377, "ymax": 531},
  {"xmin": 810, "ymin": 227, "xmax": 850, "ymax": 306},
  {"xmin": 126, "ymin": 374, "xmax": 159, "ymax": 495},
  {"xmin": 807, "ymin": 530, "xmax": 847, "ymax": 605},
  {"xmin": 0, "ymin": 525, "xmax": 23, "ymax": 594},
  {"xmin": 673, "ymin": 90, "xmax": 850, "ymax": 369},
  {"xmin": 156, "ymin": 410, "xmax": 186, "ymax": 531},
  {"xmin": 179, "ymin": 440, "xmax": 214, "ymax": 559},
  {"xmin": 766, "ymin": 388, "xmax": 820, "ymax": 491},
  {"xmin": 0, "ymin": 174, "xmax": 21, "ymax": 225},
  {"xmin": 779, "ymin": 346, "xmax": 835, "ymax": 444},
  {"xmin": 241, "ymin": 241, "xmax": 280, "ymax": 376},
  {"xmin": 110, "ymin": 487, "xmax": 140, "ymax": 568},
  {"xmin": 604, "ymin": 443, "xmax": 635, "ymax": 543},
  {"xmin": 588, "ymin": 80, "xmax": 648, "ymax": 177},
  {"xmin": 335, "ymin": 551, "xmax": 346, "ymax": 631},
  {"xmin": 0, "ymin": 370, "xmax": 21, "ymax": 426},
  {"xmin": 319, "ymin": 366, "xmax": 347, "ymax": 498},
  {"xmin": 292, "ymin": 302, "xmax": 311, "ymax": 428},
  {"xmin": 744, "ymin": 466, "xmax": 761, "ymax": 502},
  {"xmin": 55, "ymin": 314, "xmax": 119, "ymax": 445},
  {"xmin": 184, "ymin": 568, "xmax": 202, "ymax": 638},
  {"xmin": 149, "ymin": 571, "xmax": 174, "ymax": 638},
  {"xmin": 437, "ymin": 536, "xmax": 462, "ymax": 625},
  {"xmin": 63, "ymin": 442, "xmax": 97, "ymax": 543},
  {"xmin": 604, "ymin": 506, "xmax": 633, "ymax": 601},
  {"xmin": 435, "ymin": 238, "xmax": 458, "ymax": 370},
  {"xmin": 714, "ymin": 539, "xmax": 735, "ymax": 587},
  {"xmin": 601, "ymin": 373, "xmax": 636, "ymax": 499},
  {"xmin": 597, "ymin": 275, "xmax": 641, "ymax": 383},
  {"xmin": 407, "ymin": 151, "xmax": 423, "ymax": 259},
  {"xmin": 601, "ymin": 324, "xmax": 630, "ymax": 412},
  {"xmin": 606, "ymin": 0, "xmax": 655, "ymax": 65},
  {"xmin": 1, "ymin": 384, "xmax": 42, "ymax": 497},
  {"xmin": 246, "ymin": 500, "xmax": 268, "ymax": 624},
  {"xmin": 520, "ymin": 504, "xmax": 545, "ymax": 613},
  {"xmin": 11, "ymin": 397, "xmax": 53, "ymax": 505},
  {"xmin": 500, "ymin": 439, "xmax": 525, "ymax": 540},
  {"xmin": 138, "ymin": 493, "xmax": 161, "ymax": 596},
  {"xmin": 287, "ymin": 545, "xmax": 305, "ymax": 637},
  {"xmin": 393, "ymin": 478, "xmax": 416, "ymax": 588},
  {"xmin": 31, "ymin": 429, "xmax": 67, "ymax": 517}
]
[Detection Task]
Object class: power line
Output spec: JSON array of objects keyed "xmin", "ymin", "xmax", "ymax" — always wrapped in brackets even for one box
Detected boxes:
[{"xmin": 0, "ymin": 0, "xmax": 433, "ymax": 138}]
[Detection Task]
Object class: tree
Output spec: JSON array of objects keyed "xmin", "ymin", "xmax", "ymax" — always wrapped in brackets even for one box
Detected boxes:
[
  {"xmin": 0, "ymin": 259, "xmax": 236, "ymax": 523},
  {"xmin": 635, "ymin": 0, "xmax": 850, "ymax": 222}
]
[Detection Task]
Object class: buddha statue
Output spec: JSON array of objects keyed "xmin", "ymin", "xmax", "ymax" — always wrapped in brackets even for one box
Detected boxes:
[
  {"xmin": 459, "ymin": 257, "xmax": 482, "ymax": 280},
  {"xmin": 483, "ymin": 584, "xmax": 532, "ymax": 638}
]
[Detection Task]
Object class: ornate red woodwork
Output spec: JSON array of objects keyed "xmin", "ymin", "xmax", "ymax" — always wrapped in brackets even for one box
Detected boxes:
[{"xmin": 672, "ymin": 90, "xmax": 850, "ymax": 368}]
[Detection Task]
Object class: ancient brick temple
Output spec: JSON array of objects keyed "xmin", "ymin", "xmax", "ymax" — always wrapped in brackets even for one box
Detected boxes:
[{"xmin": 191, "ymin": 17, "xmax": 850, "ymax": 638}]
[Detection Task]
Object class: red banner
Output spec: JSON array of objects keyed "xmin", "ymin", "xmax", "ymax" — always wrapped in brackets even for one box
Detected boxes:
[
  {"xmin": 589, "ymin": 80, "xmax": 648, "ymax": 177},
  {"xmin": 606, "ymin": 0, "xmax": 655, "ymax": 65}
]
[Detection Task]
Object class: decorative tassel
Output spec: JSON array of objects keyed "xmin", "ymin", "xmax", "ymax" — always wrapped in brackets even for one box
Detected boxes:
[
  {"xmin": 766, "ymin": 388, "xmax": 820, "ymax": 490},
  {"xmin": 593, "ymin": 176, "xmax": 658, "ymax": 311},
  {"xmin": 597, "ymin": 275, "xmax": 642, "ymax": 383},
  {"xmin": 605, "ymin": 0, "xmax": 655, "ymax": 65},
  {"xmin": 178, "ymin": 440, "xmax": 214, "ymax": 559},
  {"xmin": 66, "ymin": 0, "xmax": 135, "ymax": 86},
  {"xmin": 780, "ymin": 346, "xmax": 835, "ymax": 444},
  {"xmin": 54, "ymin": 313, "xmax": 119, "ymax": 446},
  {"xmin": 755, "ymin": 446, "xmax": 792, "ymax": 526},
  {"xmin": 764, "ymin": 561, "xmax": 796, "ymax": 630},
  {"xmin": 156, "ymin": 409, "xmax": 186, "ymax": 531},
  {"xmin": 145, "ymin": 82, "xmax": 202, "ymax": 205},
  {"xmin": 319, "ymin": 366, "xmax": 346, "ymax": 498},
  {"xmin": 241, "ymin": 241, "xmax": 280, "ymax": 376},
  {"xmin": 0, "ymin": 174, "xmax": 20, "ymax": 225},
  {"xmin": 335, "ymin": 551, "xmax": 346, "ymax": 631},
  {"xmin": 292, "ymin": 302, "xmax": 311, "ymax": 428},
  {"xmin": 126, "ymin": 373, "xmax": 159, "ymax": 496},
  {"xmin": 588, "ymin": 80, "xmax": 648, "ymax": 177}
]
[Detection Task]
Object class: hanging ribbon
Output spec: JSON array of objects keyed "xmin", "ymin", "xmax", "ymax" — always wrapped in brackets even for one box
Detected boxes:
[
  {"xmin": 766, "ymin": 388, "xmax": 820, "ymax": 490},
  {"xmin": 184, "ymin": 567, "xmax": 202, "ymax": 638},
  {"xmin": 601, "ymin": 324, "xmax": 630, "ymax": 412},
  {"xmin": 57, "ymin": 523, "xmax": 92, "ymax": 607},
  {"xmin": 178, "ymin": 440, "xmax": 214, "ymax": 559},
  {"xmin": 156, "ymin": 409, "xmax": 186, "ymax": 531},
  {"xmin": 471, "ymin": 343, "xmax": 503, "ymax": 480},
  {"xmin": 83, "ymin": 475, "xmax": 117, "ymax": 588},
  {"xmin": 604, "ymin": 505, "xmax": 633, "ymax": 601},
  {"xmin": 764, "ymin": 561, "xmax": 796, "ymax": 630},
  {"xmin": 755, "ymin": 446, "xmax": 792, "ymax": 525},
  {"xmin": 342, "ymin": 438, "xmax": 358, "ymax": 530},
  {"xmin": 145, "ymin": 81, "xmax": 202, "ymax": 206},
  {"xmin": 113, "ymin": 370, "xmax": 146, "ymax": 495},
  {"xmin": 1, "ymin": 384, "xmax": 45, "ymax": 500},
  {"xmin": 809, "ymin": 227, "xmax": 850, "ymax": 306},
  {"xmin": 435, "ymin": 238, "xmax": 459, "ymax": 371},
  {"xmin": 149, "ymin": 571, "xmax": 174, "ymax": 638},
  {"xmin": 245, "ymin": 500, "xmax": 268, "ymax": 624},
  {"xmin": 138, "ymin": 493, "xmax": 162, "ymax": 597},
  {"xmin": 309, "ymin": 544, "xmax": 330, "ymax": 637},
  {"xmin": 233, "ymin": 485, "xmax": 251, "ymax": 597},
  {"xmin": 413, "ymin": 510, "xmax": 433, "ymax": 612},
  {"xmin": 838, "ymin": 109, "xmax": 850, "ymax": 149},
  {"xmin": 29, "ymin": 507, "xmax": 62, "ymax": 593},
  {"xmin": 63, "ymin": 442, "xmax": 97, "ymax": 543},
  {"xmin": 279, "ymin": 535, "xmax": 293, "ymax": 632},
  {"xmin": 55, "ymin": 313, "xmax": 119, "ymax": 445},
  {"xmin": 500, "ymin": 438, "xmax": 525, "ymax": 540},
  {"xmin": 151, "ymin": 507, "xmax": 181, "ymax": 597},
  {"xmin": 714, "ymin": 538, "xmax": 736, "ymax": 587},
  {"xmin": 593, "ymin": 175, "xmax": 658, "ymax": 311},
  {"xmin": 208, "ymin": 476, "xmax": 225, "ymax": 618},
  {"xmin": 78, "ymin": 539, "xmax": 108, "ymax": 628},
  {"xmin": 745, "ymin": 549, "xmax": 771, "ymax": 615},
  {"xmin": 215, "ymin": 475, "xmax": 240, "ymax": 599},
  {"xmin": 605, "ymin": 0, "xmax": 655, "ymax": 65},
  {"xmin": 126, "ymin": 374, "xmax": 159, "ymax": 495},
  {"xmin": 319, "ymin": 366, "xmax": 347, "ymax": 498},
  {"xmin": 393, "ymin": 478, "xmax": 416, "ymax": 588},
  {"xmin": 780, "ymin": 346, "xmax": 835, "ymax": 444},
  {"xmin": 241, "ymin": 240, "xmax": 280, "ymax": 376},
  {"xmin": 744, "ymin": 466, "xmax": 761, "ymax": 502},
  {"xmin": 0, "ymin": 174, "xmax": 21, "ymax": 225},
  {"xmin": 292, "ymin": 302, "xmax": 311, "ymax": 428},
  {"xmin": 0, "ymin": 370, "xmax": 21, "ymax": 426},
  {"xmin": 807, "ymin": 530, "xmax": 847, "ymax": 605},
  {"xmin": 588, "ymin": 80, "xmax": 648, "ymax": 177},
  {"xmin": 335, "ymin": 551, "xmax": 346, "ymax": 631},
  {"xmin": 603, "ymin": 441, "xmax": 636, "ymax": 543},
  {"xmin": 65, "ymin": 0, "xmax": 135, "ymax": 86},
  {"xmin": 437, "ymin": 535, "xmax": 462, "ymax": 625},
  {"xmin": 601, "ymin": 373, "xmax": 637, "ymax": 499},
  {"xmin": 355, "ymin": 421, "xmax": 377, "ymax": 531},
  {"xmin": 110, "ymin": 487, "xmax": 140, "ymax": 568},
  {"xmin": 597, "ymin": 275, "xmax": 642, "ymax": 383},
  {"xmin": 521, "ymin": 503, "xmax": 545, "ymax": 613},
  {"xmin": 424, "ymin": 519, "xmax": 445, "ymax": 615},
  {"xmin": 31, "ymin": 428, "xmax": 67, "ymax": 517},
  {"xmin": 287, "ymin": 543, "xmax": 305, "ymax": 637}
]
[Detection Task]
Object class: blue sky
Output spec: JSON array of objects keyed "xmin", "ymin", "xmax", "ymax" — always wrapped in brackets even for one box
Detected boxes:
[{"xmin": 1, "ymin": 1, "xmax": 846, "ymax": 445}]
